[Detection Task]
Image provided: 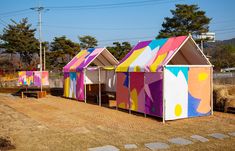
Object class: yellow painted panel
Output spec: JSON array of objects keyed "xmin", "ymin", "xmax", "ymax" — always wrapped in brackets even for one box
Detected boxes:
[
  {"xmin": 116, "ymin": 47, "xmax": 146, "ymax": 72},
  {"xmin": 64, "ymin": 77, "xmax": 70, "ymax": 97},
  {"xmin": 149, "ymin": 52, "xmax": 168, "ymax": 72},
  {"xmin": 130, "ymin": 89, "xmax": 138, "ymax": 111}
]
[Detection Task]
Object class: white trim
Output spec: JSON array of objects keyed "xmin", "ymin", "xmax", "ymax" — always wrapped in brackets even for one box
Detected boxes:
[
  {"xmin": 84, "ymin": 68, "xmax": 87, "ymax": 103},
  {"xmin": 162, "ymin": 66, "xmax": 165, "ymax": 123},
  {"xmin": 164, "ymin": 36, "xmax": 212, "ymax": 66},
  {"xmin": 98, "ymin": 67, "xmax": 101, "ymax": 106},
  {"xmin": 84, "ymin": 48, "xmax": 105, "ymax": 69},
  {"xmin": 144, "ymin": 72, "xmax": 146, "ymax": 118},
  {"xmin": 84, "ymin": 48, "xmax": 119, "ymax": 69},
  {"xmin": 165, "ymin": 65, "xmax": 213, "ymax": 68},
  {"xmin": 115, "ymin": 72, "xmax": 118, "ymax": 110},
  {"xmin": 164, "ymin": 36, "xmax": 190, "ymax": 65},
  {"xmin": 211, "ymin": 67, "xmax": 213, "ymax": 115},
  {"xmin": 104, "ymin": 48, "xmax": 119, "ymax": 64},
  {"xmin": 189, "ymin": 36, "xmax": 212, "ymax": 65},
  {"xmin": 128, "ymin": 72, "xmax": 131, "ymax": 114}
]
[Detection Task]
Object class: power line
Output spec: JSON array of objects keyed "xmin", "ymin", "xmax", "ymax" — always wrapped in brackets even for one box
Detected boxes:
[
  {"xmin": 0, "ymin": 11, "xmax": 32, "ymax": 18},
  {"xmin": 99, "ymin": 35, "xmax": 155, "ymax": 42},
  {"xmin": 0, "ymin": 21, "xmax": 7, "ymax": 27},
  {"xmin": 0, "ymin": 9, "xmax": 31, "ymax": 17},
  {"xmin": 47, "ymin": 0, "xmax": 183, "ymax": 10},
  {"xmin": 216, "ymin": 30, "xmax": 235, "ymax": 35},
  {"xmin": 0, "ymin": 19, "xmax": 7, "ymax": 27},
  {"xmin": 211, "ymin": 19, "xmax": 235, "ymax": 24},
  {"xmin": 43, "ymin": 24, "xmax": 157, "ymax": 31},
  {"xmin": 212, "ymin": 27, "xmax": 235, "ymax": 32},
  {"xmin": 0, "ymin": 0, "xmax": 182, "ymax": 17}
]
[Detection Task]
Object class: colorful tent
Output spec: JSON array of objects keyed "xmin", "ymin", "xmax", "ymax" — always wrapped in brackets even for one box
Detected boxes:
[
  {"xmin": 116, "ymin": 35, "xmax": 213, "ymax": 122},
  {"xmin": 63, "ymin": 48, "xmax": 119, "ymax": 104}
]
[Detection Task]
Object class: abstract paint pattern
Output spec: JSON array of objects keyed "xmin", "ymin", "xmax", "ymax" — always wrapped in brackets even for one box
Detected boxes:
[
  {"xmin": 145, "ymin": 72, "xmax": 163, "ymax": 117},
  {"xmin": 130, "ymin": 72, "xmax": 145, "ymax": 112},
  {"xmin": 116, "ymin": 72, "xmax": 129, "ymax": 109},
  {"xmin": 115, "ymin": 36, "xmax": 212, "ymax": 121},
  {"xmin": 164, "ymin": 66, "xmax": 211, "ymax": 120},
  {"xmin": 63, "ymin": 48, "xmax": 104, "ymax": 72},
  {"xmin": 76, "ymin": 72, "xmax": 84, "ymax": 100},
  {"xmin": 63, "ymin": 47, "xmax": 118, "ymax": 101},
  {"xmin": 64, "ymin": 72, "xmax": 70, "ymax": 97},
  {"xmin": 147, "ymin": 36, "xmax": 187, "ymax": 72},
  {"xmin": 18, "ymin": 71, "xmax": 27, "ymax": 85},
  {"xmin": 63, "ymin": 72, "xmax": 85, "ymax": 101},
  {"xmin": 116, "ymin": 36, "xmax": 187, "ymax": 72},
  {"xmin": 34, "ymin": 71, "xmax": 49, "ymax": 86},
  {"xmin": 164, "ymin": 67, "xmax": 189, "ymax": 120},
  {"xmin": 18, "ymin": 71, "xmax": 49, "ymax": 86},
  {"xmin": 26, "ymin": 71, "xmax": 34, "ymax": 85},
  {"xmin": 188, "ymin": 67, "xmax": 211, "ymax": 117},
  {"xmin": 69, "ymin": 72, "xmax": 77, "ymax": 98}
]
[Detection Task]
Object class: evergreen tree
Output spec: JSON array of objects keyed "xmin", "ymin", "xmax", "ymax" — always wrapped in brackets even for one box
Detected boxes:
[
  {"xmin": 79, "ymin": 35, "xmax": 98, "ymax": 49},
  {"xmin": 48, "ymin": 36, "xmax": 80, "ymax": 70},
  {"xmin": 107, "ymin": 41, "xmax": 131, "ymax": 60},
  {"xmin": 157, "ymin": 4, "xmax": 211, "ymax": 38},
  {"xmin": 0, "ymin": 18, "xmax": 39, "ymax": 69}
]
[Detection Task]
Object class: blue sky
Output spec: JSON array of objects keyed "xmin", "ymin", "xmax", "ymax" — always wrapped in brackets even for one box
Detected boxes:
[{"xmin": 0, "ymin": 0, "xmax": 235, "ymax": 47}]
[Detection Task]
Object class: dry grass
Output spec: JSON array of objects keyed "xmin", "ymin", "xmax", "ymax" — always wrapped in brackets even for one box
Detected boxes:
[
  {"xmin": 214, "ymin": 84, "xmax": 235, "ymax": 112},
  {"xmin": 0, "ymin": 94, "xmax": 234, "ymax": 151}
]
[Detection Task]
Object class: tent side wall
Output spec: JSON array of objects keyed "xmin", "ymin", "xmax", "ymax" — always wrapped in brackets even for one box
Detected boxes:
[
  {"xmin": 63, "ymin": 71, "xmax": 85, "ymax": 100},
  {"xmin": 163, "ymin": 65, "xmax": 212, "ymax": 121},
  {"xmin": 116, "ymin": 71, "xmax": 163, "ymax": 117}
]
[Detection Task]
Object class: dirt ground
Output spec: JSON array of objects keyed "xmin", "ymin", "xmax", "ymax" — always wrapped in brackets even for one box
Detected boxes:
[{"xmin": 0, "ymin": 93, "xmax": 235, "ymax": 151}]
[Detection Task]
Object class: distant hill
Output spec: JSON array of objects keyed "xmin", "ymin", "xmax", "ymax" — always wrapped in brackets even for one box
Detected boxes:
[
  {"xmin": 221, "ymin": 38, "xmax": 235, "ymax": 46},
  {"xmin": 206, "ymin": 37, "xmax": 235, "ymax": 47},
  {"xmin": 204, "ymin": 37, "xmax": 235, "ymax": 50}
]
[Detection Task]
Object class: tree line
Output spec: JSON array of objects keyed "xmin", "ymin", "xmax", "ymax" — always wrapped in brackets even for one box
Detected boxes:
[
  {"xmin": 0, "ymin": 18, "xmax": 132, "ymax": 71},
  {"xmin": 0, "ymin": 4, "xmax": 234, "ymax": 71}
]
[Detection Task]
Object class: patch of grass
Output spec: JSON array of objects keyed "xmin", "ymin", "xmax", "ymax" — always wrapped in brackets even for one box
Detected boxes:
[{"xmin": 0, "ymin": 137, "xmax": 15, "ymax": 150}]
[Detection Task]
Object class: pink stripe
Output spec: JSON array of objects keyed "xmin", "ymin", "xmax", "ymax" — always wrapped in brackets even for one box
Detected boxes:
[{"xmin": 146, "ymin": 36, "xmax": 187, "ymax": 68}]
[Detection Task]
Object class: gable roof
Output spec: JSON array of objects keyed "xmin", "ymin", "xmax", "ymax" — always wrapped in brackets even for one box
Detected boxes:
[
  {"xmin": 116, "ymin": 36, "xmax": 211, "ymax": 72},
  {"xmin": 63, "ymin": 48, "xmax": 119, "ymax": 72}
]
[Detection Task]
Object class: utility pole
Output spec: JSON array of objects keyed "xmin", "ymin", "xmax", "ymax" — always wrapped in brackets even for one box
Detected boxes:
[
  {"xmin": 44, "ymin": 47, "xmax": 46, "ymax": 71},
  {"xmin": 201, "ymin": 40, "xmax": 204, "ymax": 53},
  {"xmin": 31, "ymin": 6, "xmax": 49, "ymax": 92}
]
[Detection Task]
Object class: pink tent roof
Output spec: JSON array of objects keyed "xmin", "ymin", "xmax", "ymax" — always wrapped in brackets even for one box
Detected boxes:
[
  {"xmin": 63, "ymin": 48, "xmax": 119, "ymax": 72},
  {"xmin": 116, "ymin": 36, "xmax": 189, "ymax": 72}
]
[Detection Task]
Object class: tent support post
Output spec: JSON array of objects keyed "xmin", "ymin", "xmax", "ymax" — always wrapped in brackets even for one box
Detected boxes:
[
  {"xmin": 144, "ymin": 72, "xmax": 146, "ymax": 118},
  {"xmin": 98, "ymin": 67, "xmax": 101, "ymax": 106},
  {"xmin": 162, "ymin": 66, "xmax": 165, "ymax": 124},
  {"xmin": 129, "ymin": 72, "xmax": 131, "ymax": 114},
  {"xmin": 84, "ymin": 69, "xmax": 87, "ymax": 103},
  {"xmin": 211, "ymin": 66, "xmax": 213, "ymax": 115},
  {"xmin": 115, "ymin": 67, "xmax": 118, "ymax": 110}
]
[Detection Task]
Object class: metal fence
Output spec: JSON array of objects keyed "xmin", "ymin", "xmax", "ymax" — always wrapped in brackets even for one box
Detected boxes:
[{"xmin": 213, "ymin": 72, "xmax": 235, "ymax": 85}]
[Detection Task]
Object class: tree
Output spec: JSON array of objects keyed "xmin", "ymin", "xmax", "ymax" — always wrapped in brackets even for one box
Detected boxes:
[
  {"xmin": 157, "ymin": 4, "xmax": 211, "ymax": 38},
  {"xmin": 107, "ymin": 41, "xmax": 132, "ymax": 60},
  {"xmin": 211, "ymin": 44, "xmax": 235, "ymax": 70},
  {"xmin": 79, "ymin": 35, "xmax": 98, "ymax": 49},
  {"xmin": 0, "ymin": 18, "xmax": 39, "ymax": 69},
  {"xmin": 48, "ymin": 36, "xmax": 80, "ymax": 70}
]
